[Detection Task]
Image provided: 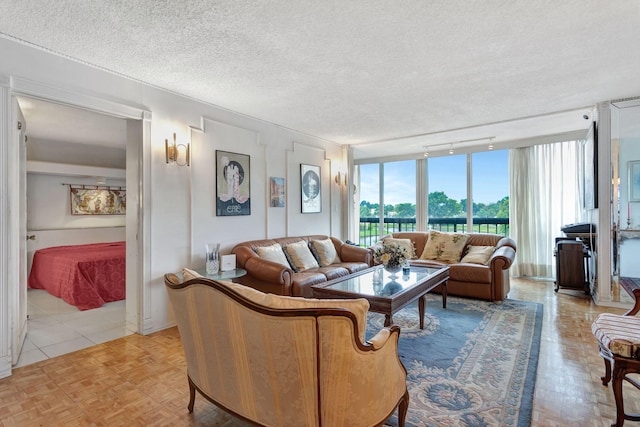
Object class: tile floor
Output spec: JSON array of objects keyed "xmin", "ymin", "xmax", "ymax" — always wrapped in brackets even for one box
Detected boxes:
[{"xmin": 14, "ymin": 289, "xmax": 131, "ymax": 368}]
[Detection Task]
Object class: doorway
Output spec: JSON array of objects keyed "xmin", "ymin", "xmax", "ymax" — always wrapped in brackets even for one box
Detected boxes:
[{"xmin": 13, "ymin": 96, "xmax": 139, "ymax": 367}]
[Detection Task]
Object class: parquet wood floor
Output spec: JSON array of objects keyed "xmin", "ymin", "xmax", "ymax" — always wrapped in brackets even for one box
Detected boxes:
[{"xmin": 0, "ymin": 277, "xmax": 637, "ymax": 426}]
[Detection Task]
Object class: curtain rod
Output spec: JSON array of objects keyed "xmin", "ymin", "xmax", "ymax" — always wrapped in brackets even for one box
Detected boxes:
[{"xmin": 61, "ymin": 183, "xmax": 126, "ymax": 191}]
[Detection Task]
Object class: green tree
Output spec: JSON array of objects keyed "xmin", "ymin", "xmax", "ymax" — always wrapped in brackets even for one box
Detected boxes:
[
  {"xmin": 428, "ymin": 191, "xmax": 462, "ymax": 217},
  {"xmin": 394, "ymin": 203, "xmax": 416, "ymax": 218}
]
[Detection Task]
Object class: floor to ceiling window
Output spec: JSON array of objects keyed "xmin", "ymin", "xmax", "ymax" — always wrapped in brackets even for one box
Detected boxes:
[
  {"xmin": 471, "ymin": 150, "xmax": 509, "ymax": 234},
  {"xmin": 356, "ymin": 151, "xmax": 510, "ymax": 245},
  {"xmin": 427, "ymin": 154, "xmax": 467, "ymax": 232}
]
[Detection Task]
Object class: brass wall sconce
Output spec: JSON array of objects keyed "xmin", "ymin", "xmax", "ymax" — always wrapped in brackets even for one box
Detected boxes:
[
  {"xmin": 334, "ymin": 171, "xmax": 347, "ymax": 186},
  {"xmin": 165, "ymin": 133, "xmax": 191, "ymax": 166}
]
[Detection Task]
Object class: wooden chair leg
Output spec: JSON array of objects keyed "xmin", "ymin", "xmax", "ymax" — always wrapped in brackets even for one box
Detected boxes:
[
  {"xmin": 187, "ymin": 376, "xmax": 196, "ymax": 413},
  {"xmin": 602, "ymin": 356, "xmax": 612, "ymax": 385},
  {"xmin": 397, "ymin": 390, "xmax": 409, "ymax": 427},
  {"xmin": 611, "ymin": 366, "xmax": 626, "ymax": 427}
]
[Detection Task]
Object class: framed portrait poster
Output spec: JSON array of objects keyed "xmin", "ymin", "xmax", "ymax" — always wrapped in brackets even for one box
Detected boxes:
[
  {"xmin": 300, "ymin": 164, "xmax": 321, "ymax": 213},
  {"xmin": 629, "ymin": 160, "xmax": 640, "ymax": 202},
  {"xmin": 216, "ymin": 150, "xmax": 251, "ymax": 216},
  {"xmin": 269, "ymin": 177, "xmax": 285, "ymax": 207}
]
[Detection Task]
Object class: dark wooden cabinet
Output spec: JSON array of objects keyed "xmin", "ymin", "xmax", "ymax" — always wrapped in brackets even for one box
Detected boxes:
[{"xmin": 554, "ymin": 239, "xmax": 590, "ymax": 294}]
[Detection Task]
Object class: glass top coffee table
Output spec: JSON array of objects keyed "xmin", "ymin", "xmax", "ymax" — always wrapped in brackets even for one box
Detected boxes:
[{"xmin": 312, "ymin": 264, "xmax": 449, "ymax": 329}]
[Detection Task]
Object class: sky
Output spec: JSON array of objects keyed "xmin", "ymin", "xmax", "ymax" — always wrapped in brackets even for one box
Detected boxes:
[{"xmin": 359, "ymin": 150, "xmax": 509, "ymax": 206}]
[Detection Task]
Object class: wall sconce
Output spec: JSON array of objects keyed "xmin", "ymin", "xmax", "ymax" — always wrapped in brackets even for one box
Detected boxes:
[
  {"xmin": 334, "ymin": 171, "xmax": 347, "ymax": 186},
  {"xmin": 165, "ymin": 133, "xmax": 191, "ymax": 166}
]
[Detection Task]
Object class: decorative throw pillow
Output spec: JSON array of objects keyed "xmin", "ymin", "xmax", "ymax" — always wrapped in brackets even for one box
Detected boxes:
[
  {"xmin": 419, "ymin": 230, "xmax": 470, "ymax": 263},
  {"xmin": 310, "ymin": 238, "xmax": 341, "ymax": 266},
  {"xmin": 382, "ymin": 237, "xmax": 416, "ymax": 259},
  {"xmin": 460, "ymin": 245, "xmax": 495, "ymax": 265},
  {"xmin": 255, "ymin": 243, "xmax": 292, "ymax": 268},
  {"xmin": 283, "ymin": 241, "xmax": 320, "ymax": 272}
]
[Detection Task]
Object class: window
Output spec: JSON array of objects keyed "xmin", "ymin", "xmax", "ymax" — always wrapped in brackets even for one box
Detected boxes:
[
  {"xmin": 471, "ymin": 150, "xmax": 509, "ymax": 234},
  {"xmin": 427, "ymin": 155, "xmax": 467, "ymax": 232}
]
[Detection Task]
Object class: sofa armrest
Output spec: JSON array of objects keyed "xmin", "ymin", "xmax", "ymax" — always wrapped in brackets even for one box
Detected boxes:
[
  {"xmin": 495, "ymin": 236, "xmax": 517, "ymax": 252},
  {"xmin": 332, "ymin": 237, "xmax": 373, "ymax": 266},
  {"xmin": 244, "ymin": 256, "xmax": 294, "ymax": 286},
  {"xmin": 489, "ymin": 245, "xmax": 516, "ymax": 270}
]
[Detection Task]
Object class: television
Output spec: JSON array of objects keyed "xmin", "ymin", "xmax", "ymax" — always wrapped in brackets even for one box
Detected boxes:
[{"xmin": 583, "ymin": 121, "xmax": 598, "ymax": 209}]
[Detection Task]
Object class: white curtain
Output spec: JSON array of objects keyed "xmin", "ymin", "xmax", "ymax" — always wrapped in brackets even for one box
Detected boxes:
[{"xmin": 509, "ymin": 140, "xmax": 586, "ymax": 278}]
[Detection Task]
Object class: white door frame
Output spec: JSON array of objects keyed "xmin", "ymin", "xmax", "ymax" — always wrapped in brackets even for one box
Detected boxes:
[{"xmin": 0, "ymin": 74, "xmax": 152, "ymax": 378}]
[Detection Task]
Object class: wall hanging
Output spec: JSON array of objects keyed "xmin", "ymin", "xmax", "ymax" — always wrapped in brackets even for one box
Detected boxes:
[{"xmin": 66, "ymin": 184, "xmax": 126, "ymax": 215}]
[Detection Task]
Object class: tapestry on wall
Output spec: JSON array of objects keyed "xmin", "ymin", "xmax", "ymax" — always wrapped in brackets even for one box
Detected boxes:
[
  {"xmin": 216, "ymin": 150, "xmax": 251, "ymax": 216},
  {"xmin": 69, "ymin": 185, "xmax": 126, "ymax": 215}
]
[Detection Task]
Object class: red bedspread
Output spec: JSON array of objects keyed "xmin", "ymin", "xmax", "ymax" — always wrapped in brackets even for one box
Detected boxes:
[{"xmin": 28, "ymin": 242, "xmax": 126, "ymax": 311}]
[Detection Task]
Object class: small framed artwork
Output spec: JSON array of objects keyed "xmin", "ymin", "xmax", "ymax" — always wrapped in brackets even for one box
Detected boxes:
[
  {"xmin": 629, "ymin": 161, "xmax": 640, "ymax": 202},
  {"xmin": 269, "ymin": 177, "xmax": 285, "ymax": 207},
  {"xmin": 300, "ymin": 164, "xmax": 321, "ymax": 213},
  {"xmin": 216, "ymin": 150, "xmax": 251, "ymax": 216}
]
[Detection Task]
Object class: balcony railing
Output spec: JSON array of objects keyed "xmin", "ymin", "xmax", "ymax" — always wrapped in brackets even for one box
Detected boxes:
[{"xmin": 358, "ymin": 217, "xmax": 509, "ymax": 247}]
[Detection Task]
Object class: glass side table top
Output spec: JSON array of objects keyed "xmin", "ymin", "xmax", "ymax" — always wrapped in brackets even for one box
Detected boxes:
[
  {"xmin": 193, "ymin": 268, "xmax": 247, "ymax": 281},
  {"xmin": 320, "ymin": 266, "xmax": 445, "ymax": 297}
]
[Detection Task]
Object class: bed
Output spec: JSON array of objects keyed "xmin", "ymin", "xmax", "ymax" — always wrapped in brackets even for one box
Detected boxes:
[{"xmin": 28, "ymin": 241, "xmax": 126, "ymax": 310}]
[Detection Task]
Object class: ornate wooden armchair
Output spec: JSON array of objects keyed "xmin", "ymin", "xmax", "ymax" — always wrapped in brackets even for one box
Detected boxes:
[
  {"xmin": 164, "ymin": 269, "xmax": 409, "ymax": 427},
  {"xmin": 592, "ymin": 288, "xmax": 640, "ymax": 427}
]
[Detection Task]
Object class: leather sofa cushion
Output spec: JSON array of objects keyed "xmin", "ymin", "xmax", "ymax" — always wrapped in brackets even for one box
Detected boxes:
[
  {"xmin": 449, "ymin": 263, "xmax": 491, "ymax": 283},
  {"xmin": 291, "ymin": 272, "xmax": 334, "ymax": 298}
]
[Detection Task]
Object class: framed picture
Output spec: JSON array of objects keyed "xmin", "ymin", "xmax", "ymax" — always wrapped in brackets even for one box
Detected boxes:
[
  {"xmin": 269, "ymin": 177, "xmax": 285, "ymax": 207},
  {"xmin": 629, "ymin": 160, "xmax": 640, "ymax": 202},
  {"xmin": 69, "ymin": 186, "xmax": 126, "ymax": 215},
  {"xmin": 216, "ymin": 150, "xmax": 251, "ymax": 216},
  {"xmin": 300, "ymin": 164, "xmax": 321, "ymax": 213}
]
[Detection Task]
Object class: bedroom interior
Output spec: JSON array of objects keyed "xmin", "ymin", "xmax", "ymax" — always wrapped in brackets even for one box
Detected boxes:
[
  {"xmin": 0, "ymin": 2, "xmax": 639, "ymax": 425},
  {"xmin": 18, "ymin": 97, "xmax": 130, "ymax": 366}
]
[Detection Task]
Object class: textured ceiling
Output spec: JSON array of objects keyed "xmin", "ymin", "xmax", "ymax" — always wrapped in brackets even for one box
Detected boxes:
[{"xmin": 1, "ymin": 0, "xmax": 639, "ymax": 160}]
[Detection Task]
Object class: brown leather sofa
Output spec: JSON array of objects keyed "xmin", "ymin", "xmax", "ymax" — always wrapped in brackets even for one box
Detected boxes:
[
  {"xmin": 375, "ymin": 232, "xmax": 516, "ymax": 301},
  {"xmin": 232, "ymin": 235, "xmax": 372, "ymax": 297}
]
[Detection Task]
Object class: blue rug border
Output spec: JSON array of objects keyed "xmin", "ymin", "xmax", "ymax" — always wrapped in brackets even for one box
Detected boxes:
[{"xmin": 512, "ymin": 298, "xmax": 543, "ymax": 427}]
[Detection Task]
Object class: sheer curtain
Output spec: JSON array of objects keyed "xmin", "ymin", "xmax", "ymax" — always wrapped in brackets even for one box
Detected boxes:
[{"xmin": 509, "ymin": 140, "xmax": 586, "ymax": 278}]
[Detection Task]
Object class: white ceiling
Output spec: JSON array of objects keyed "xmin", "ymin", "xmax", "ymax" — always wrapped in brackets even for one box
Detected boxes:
[{"xmin": 1, "ymin": 1, "xmax": 639, "ymax": 160}]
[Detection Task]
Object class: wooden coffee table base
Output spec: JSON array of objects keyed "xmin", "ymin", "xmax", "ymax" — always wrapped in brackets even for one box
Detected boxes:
[
  {"xmin": 312, "ymin": 265, "xmax": 450, "ymax": 330},
  {"xmin": 384, "ymin": 282, "xmax": 447, "ymax": 328}
]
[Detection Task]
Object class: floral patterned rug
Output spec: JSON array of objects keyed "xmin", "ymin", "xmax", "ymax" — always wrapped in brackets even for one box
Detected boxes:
[{"xmin": 370, "ymin": 294, "xmax": 543, "ymax": 427}]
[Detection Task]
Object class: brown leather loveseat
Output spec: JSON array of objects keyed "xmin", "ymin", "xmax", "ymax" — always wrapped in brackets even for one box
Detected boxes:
[
  {"xmin": 232, "ymin": 235, "xmax": 372, "ymax": 297},
  {"xmin": 374, "ymin": 231, "xmax": 516, "ymax": 301}
]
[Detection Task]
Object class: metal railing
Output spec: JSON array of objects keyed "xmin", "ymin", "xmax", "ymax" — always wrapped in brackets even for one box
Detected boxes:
[{"xmin": 358, "ymin": 217, "xmax": 509, "ymax": 247}]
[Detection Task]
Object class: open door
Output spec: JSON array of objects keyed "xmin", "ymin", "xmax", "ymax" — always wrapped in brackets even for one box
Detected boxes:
[{"xmin": 11, "ymin": 97, "xmax": 27, "ymax": 363}]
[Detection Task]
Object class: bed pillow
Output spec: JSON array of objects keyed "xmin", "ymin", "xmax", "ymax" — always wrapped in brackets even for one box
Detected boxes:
[
  {"xmin": 255, "ymin": 243, "xmax": 291, "ymax": 268},
  {"xmin": 382, "ymin": 237, "xmax": 416, "ymax": 259},
  {"xmin": 283, "ymin": 241, "xmax": 320, "ymax": 272},
  {"xmin": 310, "ymin": 238, "xmax": 341, "ymax": 266},
  {"xmin": 419, "ymin": 230, "xmax": 470, "ymax": 263},
  {"xmin": 460, "ymin": 245, "xmax": 495, "ymax": 265}
]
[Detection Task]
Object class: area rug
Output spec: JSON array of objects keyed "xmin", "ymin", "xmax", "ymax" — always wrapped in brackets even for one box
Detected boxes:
[{"xmin": 369, "ymin": 295, "xmax": 543, "ymax": 427}]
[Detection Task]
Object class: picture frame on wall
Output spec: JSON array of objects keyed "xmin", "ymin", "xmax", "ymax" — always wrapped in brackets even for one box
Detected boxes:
[
  {"xmin": 629, "ymin": 160, "xmax": 640, "ymax": 202},
  {"xmin": 300, "ymin": 164, "xmax": 321, "ymax": 213},
  {"xmin": 216, "ymin": 150, "xmax": 251, "ymax": 216},
  {"xmin": 269, "ymin": 177, "xmax": 285, "ymax": 207}
]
